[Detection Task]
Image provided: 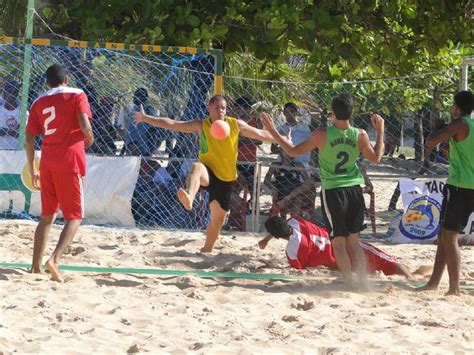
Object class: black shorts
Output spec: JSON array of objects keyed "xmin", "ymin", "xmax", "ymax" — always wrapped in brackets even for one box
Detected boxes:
[
  {"xmin": 321, "ymin": 185, "xmax": 365, "ymax": 238},
  {"xmin": 203, "ymin": 166, "xmax": 233, "ymax": 211},
  {"xmin": 440, "ymin": 184, "xmax": 474, "ymax": 232}
]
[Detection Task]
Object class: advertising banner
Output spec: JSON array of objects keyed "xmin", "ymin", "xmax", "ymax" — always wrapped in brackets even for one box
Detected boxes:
[
  {"xmin": 0, "ymin": 150, "xmax": 140, "ymax": 227},
  {"xmin": 388, "ymin": 178, "xmax": 474, "ymax": 244}
]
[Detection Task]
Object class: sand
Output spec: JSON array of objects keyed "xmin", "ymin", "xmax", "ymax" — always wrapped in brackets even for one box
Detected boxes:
[{"xmin": 0, "ymin": 219, "xmax": 473, "ymax": 353}]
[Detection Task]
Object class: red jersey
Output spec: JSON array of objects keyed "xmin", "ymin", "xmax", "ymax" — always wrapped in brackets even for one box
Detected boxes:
[
  {"xmin": 27, "ymin": 87, "xmax": 92, "ymax": 176},
  {"xmin": 286, "ymin": 217, "xmax": 399, "ymax": 275}
]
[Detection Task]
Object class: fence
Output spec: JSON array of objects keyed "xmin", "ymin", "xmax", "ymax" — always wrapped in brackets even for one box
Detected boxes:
[{"xmin": 0, "ymin": 37, "xmax": 472, "ymax": 236}]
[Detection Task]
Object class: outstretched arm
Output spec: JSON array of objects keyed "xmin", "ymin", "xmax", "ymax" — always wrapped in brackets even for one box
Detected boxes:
[
  {"xmin": 261, "ymin": 112, "xmax": 323, "ymax": 157},
  {"xmin": 426, "ymin": 119, "xmax": 467, "ymax": 149},
  {"xmin": 359, "ymin": 114, "xmax": 385, "ymax": 163},
  {"xmin": 238, "ymin": 119, "xmax": 277, "ymax": 142},
  {"xmin": 134, "ymin": 104, "xmax": 202, "ymax": 134},
  {"xmin": 258, "ymin": 235, "xmax": 273, "ymax": 249}
]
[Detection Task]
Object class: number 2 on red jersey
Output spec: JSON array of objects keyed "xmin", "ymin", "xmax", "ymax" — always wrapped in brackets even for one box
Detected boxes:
[{"xmin": 43, "ymin": 106, "xmax": 57, "ymax": 135}]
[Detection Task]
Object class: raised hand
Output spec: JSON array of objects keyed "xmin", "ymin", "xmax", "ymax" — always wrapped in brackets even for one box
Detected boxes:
[
  {"xmin": 371, "ymin": 113, "xmax": 384, "ymax": 133},
  {"xmin": 133, "ymin": 104, "xmax": 146, "ymax": 124},
  {"xmin": 260, "ymin": 112, "xmax": 276, "ymax": 133}
]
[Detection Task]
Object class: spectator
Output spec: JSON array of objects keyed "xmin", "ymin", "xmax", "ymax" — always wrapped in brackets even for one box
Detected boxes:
[
  {"xmin": 89, "ymin": 97, "xmax": 118, "ymax": 155},
  {"xmin": 271, "ymin": 102, "xmax": 311, "ymax": 166},
  {"xmin": 414, "ymin": 102, "xmax": 431, "ymax": 162},
  {"xmin": 384, "ymin": 114, "xmax": 401, "ymax": 157},
  {"xmin": 234, "ymin": 96, "xmax": 261, "ymax": 190},
  {"xmin": 132, "ymin": 159, "xmax": 161, "ymax": 225},
  {"xmin": 123, "ymin": 88, "xmax": 163, "ymax": 156},
  {"xmin": 0, "ymin": 81, "xmax": 21, "ymax": 150},
  {"xmin": 69, "ymin": 60, "xmax": 99, "ymax": 114},
  {"xmin": 264, "ymin": 148, "xmax": 307, "ymax": 217}
]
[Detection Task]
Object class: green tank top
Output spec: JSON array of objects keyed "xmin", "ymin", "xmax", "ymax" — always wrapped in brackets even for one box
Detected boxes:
[
  {"xmin": 447, "ymin": 115, "xmax": 474, "ymax": 189},
  {"xmin": 319, "ymin": 126, "xmax": 364, "ymax": 189}
]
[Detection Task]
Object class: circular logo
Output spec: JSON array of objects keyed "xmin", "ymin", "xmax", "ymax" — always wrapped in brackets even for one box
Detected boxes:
[
  {"xmin": 21, "ymin": 157, "xmax": 41, "ymax": 192},
  {"xmin": 399, "ymin": 196, "xmax": 441, "ymax": 240}
]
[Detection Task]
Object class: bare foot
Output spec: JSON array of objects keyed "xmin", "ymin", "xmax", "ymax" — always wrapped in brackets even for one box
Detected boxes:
[
  {"xmin": 177, "ymin": 188, "xmax": 192, "ymax": 211},
  {"xmin": 200, "ymin": 246, "xmax": 213, "ymax": 253},
  {"xmin": 413, "ymin": 265, "xmax": 433, "ymax": 276},
  {"xmin": 30, "ymin": 267, "xmax": 42, "ymax": 274},
  {"xmin": 358, "ymin": 281, "xmax": 371, "ymax": 292},
  {"xmin": 445, "ymin": 288, "xmax": 461, "ymax": 296},
  {"xmin": 45, "ymin": 259, "xmax": 63, "ymax": 282},
  {"xmin": 416, "ymin": 283, "xmax": 438, "ymax": 292}
]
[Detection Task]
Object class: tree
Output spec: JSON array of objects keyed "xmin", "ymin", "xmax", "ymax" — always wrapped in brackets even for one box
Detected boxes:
[{"xmin": 1, "ymin": 0, "xmax": 472, "ymax": 81}]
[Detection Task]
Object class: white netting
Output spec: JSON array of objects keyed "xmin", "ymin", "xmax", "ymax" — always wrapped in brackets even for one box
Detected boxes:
[{"xmin": 0, "ymin": 39, "xmax": 472, "ymax": 235}]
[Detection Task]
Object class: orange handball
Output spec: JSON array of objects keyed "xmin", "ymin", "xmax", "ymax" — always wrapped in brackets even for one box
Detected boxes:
[{"xmin": 210, "ymin": 120, "xmax": 230, "ymax": 140}]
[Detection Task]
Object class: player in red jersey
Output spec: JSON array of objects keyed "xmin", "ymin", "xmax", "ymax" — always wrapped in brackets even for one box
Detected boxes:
[
  {"xmin": 259, "ymin": 216, "xmax": 430, "ymax": 282},
  {"xmin": 25, "ymin": 64, "xmax": 93, "ymax": 282}
]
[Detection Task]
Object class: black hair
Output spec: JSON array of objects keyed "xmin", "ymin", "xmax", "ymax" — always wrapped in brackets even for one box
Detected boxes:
[
  {"xmin": 46, "ymin": 64, "xmax": 67, "ymax": 87},
  {"xmin": 264, "ymin": 216, "xmax": 292, "ymax": 238},
  {"xmin": 235, "ymin": 96, "xmax": 252, "ymax": 109},
  {"xmin": 209, "ymin": 95, "xmax": 227, "ymax": 105},
  {"xmin": 454, "ymin": 90, "xmax": 474, "ymax": 115},
  {"xmin": 284, "ymin": 102, "xmax": 298, "ymax": 111},
  {"xmin": 133, "ymin": 87, "xmax": 148, "ymax": 106},
  {"xmin": 331, "ymin": 93, "xmax": 353, "ymax": 120}
]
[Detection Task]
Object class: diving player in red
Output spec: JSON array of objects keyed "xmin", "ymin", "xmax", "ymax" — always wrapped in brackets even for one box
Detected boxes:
[
  {"xmin": 25, "ymin": 64, "xmax": 93, "ymax": 282},
  {"xmin": 259, "ymin": 216, "xmax": 429, "ymax": 280}
]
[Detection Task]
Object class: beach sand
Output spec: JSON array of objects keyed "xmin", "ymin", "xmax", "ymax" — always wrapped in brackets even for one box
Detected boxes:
[{"xmin": 0, "ymin": 219, "xmax": 473, "ymax": 353}]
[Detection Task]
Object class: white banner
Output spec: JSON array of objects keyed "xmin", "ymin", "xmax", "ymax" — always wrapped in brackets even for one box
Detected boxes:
[
  {"xmin": 388, "ymin": 178, "xmax": 474, "ymax": 244},
  {"xmin": 0, "ymin": 150, "xmax": 140, "ymax": 227}
]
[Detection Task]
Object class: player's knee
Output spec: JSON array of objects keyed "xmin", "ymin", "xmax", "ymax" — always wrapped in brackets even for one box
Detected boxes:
[
  {"xmin": 191, "ymin": 162, "xmax": 205, "ymax": 173},
  {"xmin": 331, "ymin": 238, "xmax": 346, "ymax": 252},
  {"xmin": 40, "ymin": 214, "xmax": 55, "ymax": 224}
]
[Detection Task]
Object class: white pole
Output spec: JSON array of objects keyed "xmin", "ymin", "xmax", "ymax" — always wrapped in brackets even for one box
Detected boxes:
[
  {"xmin": 252, "ymin": 162, "xmax": 262, "ymax": 232},
  {"xmin": 460, "ymin": 65, "xmax": 468, "ymax": 91},
  {"xmin": 460, "ymin": 57, "xmax": 474, "ymax": 91}
]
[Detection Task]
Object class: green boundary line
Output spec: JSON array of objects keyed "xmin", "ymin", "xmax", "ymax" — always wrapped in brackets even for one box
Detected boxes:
[
  {"xmin": 1, "ymin": 262, "xmax": 473, "ymax": 290},
  {"xmin": 0, "ymin": 262, "xmax": 298, "ymax": 280}
]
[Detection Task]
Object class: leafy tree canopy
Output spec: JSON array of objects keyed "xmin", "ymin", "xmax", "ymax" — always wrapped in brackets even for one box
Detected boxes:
[{"xmin": 1, "ymin": 0, "xmax": 473, "ymax": 81}]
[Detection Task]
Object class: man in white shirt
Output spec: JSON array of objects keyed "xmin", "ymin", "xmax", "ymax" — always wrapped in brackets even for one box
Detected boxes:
[
  {"xmin": 0, "ymin": 81, "xmax": 21, "ymax": 149},
  {"xmin": 272, "ymin": 102, "xmax": 311, "ymax": 166}
]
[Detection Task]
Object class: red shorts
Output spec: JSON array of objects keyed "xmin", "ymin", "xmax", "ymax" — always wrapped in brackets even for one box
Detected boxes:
[
  {"xmin": 40, "ymin": 166, "xmax": 84, "ymax": 220},
  {"xmin": 360, "ymin": 242, "xmax": 399, "ymax": 275}
]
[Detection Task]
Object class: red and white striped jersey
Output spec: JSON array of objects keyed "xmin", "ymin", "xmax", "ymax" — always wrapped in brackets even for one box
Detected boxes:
[{"xmin": 285, "ymin": 217, "xmax": 399, "ymax": 275}]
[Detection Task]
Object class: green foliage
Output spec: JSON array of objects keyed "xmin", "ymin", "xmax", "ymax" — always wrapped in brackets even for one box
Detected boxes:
[{"xmin": 1, "ymin": 0, "xmax": 471, "ymax": 82}]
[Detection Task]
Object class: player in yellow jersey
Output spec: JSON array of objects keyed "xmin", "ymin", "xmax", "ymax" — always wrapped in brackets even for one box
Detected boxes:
[{"xmin": 134, "ymin": 95, "xmax": 275, "ymax": 252}]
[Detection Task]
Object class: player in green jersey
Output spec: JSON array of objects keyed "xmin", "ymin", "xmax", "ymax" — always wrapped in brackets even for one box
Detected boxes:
[
  {"xmin": 419, "ymin": 90, "xmax": 474, "ymax": 296},
  {"xmin": 262, "ymin": 94, "xmax": 384, "ymax": 291}
]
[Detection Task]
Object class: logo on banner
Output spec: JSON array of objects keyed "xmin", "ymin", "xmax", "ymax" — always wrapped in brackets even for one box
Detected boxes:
[
  {"xmin": 0, "ymin": 157, "xmax": 40, "ymax": 214},
  {"xmin": 399, "ymin": 196, "xmax": 441, "ymax": 240}
]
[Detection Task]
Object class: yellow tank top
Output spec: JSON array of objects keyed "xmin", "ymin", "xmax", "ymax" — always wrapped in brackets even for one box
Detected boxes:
[{"xmin": 198, "ymin": 116, "xmax": 240, "ymax": 182}]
